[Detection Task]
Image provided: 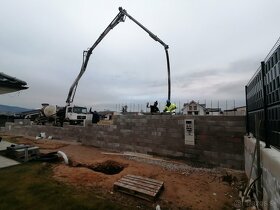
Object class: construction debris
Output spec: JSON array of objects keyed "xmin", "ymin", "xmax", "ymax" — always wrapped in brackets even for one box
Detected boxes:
[{"xmin": 6, "ymin": 144, "xmax": 39, "ymax": 162}]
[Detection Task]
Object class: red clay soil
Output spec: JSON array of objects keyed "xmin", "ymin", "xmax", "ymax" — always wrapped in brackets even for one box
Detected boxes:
[
  {"xmin": 3, "ymin": 134, "xmax": 245, "ymax": 209},
  {"xmin": 2, "ymin": 135, "xmax": 68, "ymax": 150},
  {"xmin": 53, "ymin": 144, "xmax": 245, "ymax": 209}
]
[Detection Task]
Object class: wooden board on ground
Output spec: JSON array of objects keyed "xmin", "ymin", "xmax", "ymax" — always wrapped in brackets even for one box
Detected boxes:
[{"xmin": 113, "ymin": 174, "xmax": 164, "ymax": 201}]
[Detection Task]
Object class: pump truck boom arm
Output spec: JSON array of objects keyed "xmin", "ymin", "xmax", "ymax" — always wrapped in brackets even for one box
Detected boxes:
[
  {"xmin": 66, "ymin": 10, "xmax": 126, "ymax": 105},
  {"xmin": 66, "ymin": 7, "xmax": 171, "ymax": 105},
  {"xmin": 119, "ymin": 7, "xmax": 171, "ymax": 101}
]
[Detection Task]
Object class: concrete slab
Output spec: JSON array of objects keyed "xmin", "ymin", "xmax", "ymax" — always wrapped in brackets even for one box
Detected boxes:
[
  {"xmin": 0, "ymin": 155, "xmax": 20, "ymax": 169},
  {"xmin": 0, "ymin": 140, "xmax": 14, "ymax": 151}
]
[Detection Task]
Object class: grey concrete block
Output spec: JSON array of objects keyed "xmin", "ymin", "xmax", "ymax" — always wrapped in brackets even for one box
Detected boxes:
[
  {"xmin": 138, "ymin": 119, "xmax": 148, "ymax": 123},
  {"xmin": 151, "ymin": 131, "xmax": 161, "ymax": 137},
  {"xmin": 203, "ymin": 150, "xmax": 219, "ymax": 160},
  {"xmin": 119, "ymin": 129, "xmax": 133, "ymax": 137},
  {"xmin": 5, "ymin": 115, "xmax": 246, "ymax": 170},
  {"xmin": 168, "ymin": 132, "xmax": 183, "ymax": 138},
  {"xmin": 14, "ymin": 119, "xmax": 31, "ymax": 125},
  {"xmin": 157, "ymin": 127, "xmax": 167, "ymax": 132},
  {"xmin": 122, "ymin": 144, "xmax": 136, "ymax": 151},
  {"xmin": 177, "ymin": 120, "xmax": 185, "ymax": 125},
  {"xmin": 222, "ymin": 153, "xmax": 244, "ymax": 161},
  {"xmin": 107, "ymin": 142, "xmax": 120, "ymax": 148}
]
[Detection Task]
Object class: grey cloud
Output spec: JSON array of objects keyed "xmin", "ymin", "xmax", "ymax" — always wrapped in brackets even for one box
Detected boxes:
[{"xmin": 212, "ymin": 79, "xmax": 248, "ymax": 98}]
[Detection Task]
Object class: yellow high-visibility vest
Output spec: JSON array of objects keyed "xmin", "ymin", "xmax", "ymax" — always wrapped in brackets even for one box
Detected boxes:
[{"xmin": 164, "ymin": 103, "xmax": 176, "ymax": 112}]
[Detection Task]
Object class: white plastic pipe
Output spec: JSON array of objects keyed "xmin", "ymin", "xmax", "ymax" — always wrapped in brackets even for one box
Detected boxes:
[
  {"xmin": 156, "ymin": 205, "xmax": 161, "ymax": 210},
  {"xmin": 57, "ymin": 151, "xmax": 69, "ymax": 165}
]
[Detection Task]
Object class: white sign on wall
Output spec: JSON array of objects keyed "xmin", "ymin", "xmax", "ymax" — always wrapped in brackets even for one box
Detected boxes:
[{"xmin": 185, "ymin": 119, "xmax": 195, "ymax": 145}]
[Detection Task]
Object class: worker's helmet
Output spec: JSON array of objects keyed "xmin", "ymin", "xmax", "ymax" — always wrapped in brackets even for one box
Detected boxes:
[{"xmin": 166, "ymin": 100, "xmax": 171, "ymax": 106}]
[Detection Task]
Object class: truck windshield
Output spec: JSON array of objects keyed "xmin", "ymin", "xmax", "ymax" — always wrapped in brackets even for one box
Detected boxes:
[{"xmin": 73, "ymin": 107, "xmax": 87, "ymax": 114}]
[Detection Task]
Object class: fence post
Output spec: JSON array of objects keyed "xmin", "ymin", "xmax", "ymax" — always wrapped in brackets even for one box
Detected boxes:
[
  {"xmin": 261, "ymin": 61, "xmax": 270, "ymax": 148},
  {"xmin": 245, "ymin": 86, "xmax": 249, "ymax": 135},
  {"xmin": 255, "ymin": 115, "xmax": 263, "ymax": 202}
]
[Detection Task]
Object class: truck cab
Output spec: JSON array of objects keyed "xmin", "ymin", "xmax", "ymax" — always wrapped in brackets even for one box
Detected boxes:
[{"xmin": 65, "ymin": 105, "xmax": 91, "ymax": 125}]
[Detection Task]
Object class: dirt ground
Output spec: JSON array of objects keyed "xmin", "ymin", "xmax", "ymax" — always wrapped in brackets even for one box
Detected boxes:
[{"xmin": 3, "ymin": 134, "xmax": 246, "ymax": 209}]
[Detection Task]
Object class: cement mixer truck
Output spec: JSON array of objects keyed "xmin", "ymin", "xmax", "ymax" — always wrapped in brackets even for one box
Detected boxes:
[{"xmin": 35, "ymin": 103, "xmax": 91, "ymax": 126}]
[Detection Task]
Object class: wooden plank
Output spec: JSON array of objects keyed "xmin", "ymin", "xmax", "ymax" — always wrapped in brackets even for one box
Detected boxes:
[
  {"xmin": 125, "ymin": 177, "xmax": 162, "ymax": 186},
  {"xmin": 126, "ymin": 174, "xmax": 164, "ymax": 185},
  {"xmin": 117, "ymin": 180, "xmax": 158, "ymax": 195},
  {"xmin": 114, "ymin": 181, "xmax": 156, "ymax": 196},
  {"xmin": 121, "ymin": 174, "xmax": 163, "ymax": 189},
  {"xmin": 125, "ymin": 176, "xmax": 163, "ymax": 185},
  {"xmin": 122, "ymin": 177, "xmax": 163, "ymax": 192},
  {"xmin": 114, "ymin": 174, "xmax": 164, "ymax": 201},
  {"xmin": 116, "ymin": 188, "xmax": 153, "ymax": 201},
  {"xmin": 114, "ymin": 182, "xmax": 156, "ymax": 200},
  {"xmin": 123, "ymin": 176, "xmax": 163, "ymax": 186},
  {"xmin": 118, "ymin": 178, "xmax": 162, "ymax": 192}
]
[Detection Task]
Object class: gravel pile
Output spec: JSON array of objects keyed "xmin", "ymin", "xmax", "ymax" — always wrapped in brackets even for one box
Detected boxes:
[{"xmin": 126, "ymin": 156, "xmax": 220, "ymax": 176}]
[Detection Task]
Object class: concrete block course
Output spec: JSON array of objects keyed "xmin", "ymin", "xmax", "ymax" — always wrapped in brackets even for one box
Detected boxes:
[{"xmin": 4, "ymin": 115, "xmax": 245, "ymax": 169}]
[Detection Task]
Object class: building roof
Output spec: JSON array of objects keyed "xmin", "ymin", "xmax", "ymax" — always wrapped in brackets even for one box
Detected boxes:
[
  {"xmin": 224, "ymin": 106, "xmax": 246, "ymax": 112},
  {"xmin": 205, "ymin": 108, "xmax": 222, "ymax": 112},
  {"xmin": 0, "ymin": 72, "xmax": 28, "ymax": 94},
  {"xmin": 182, "ymin": 100, "xmax": 223, "ymax": 113},
  {"xmin": 183, "ymin": 100, "xmax": 206, "ymax": 108}
]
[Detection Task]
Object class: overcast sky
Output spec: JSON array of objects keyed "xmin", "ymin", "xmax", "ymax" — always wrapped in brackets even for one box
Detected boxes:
[{"xmin": 1, "ymin": 0, "xmax": 280, "ymax": 110}]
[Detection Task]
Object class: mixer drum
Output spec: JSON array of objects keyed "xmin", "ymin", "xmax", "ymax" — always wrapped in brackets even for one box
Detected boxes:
[{"xmin": 43, "ymin": 105, "xmax": 57, "ymax": 117}]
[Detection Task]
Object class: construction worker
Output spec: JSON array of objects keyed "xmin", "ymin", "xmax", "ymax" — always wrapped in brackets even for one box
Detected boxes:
[
  {"xmin": 89, "ymin": 108, "xmax": 100, "ymax": 124},
  {"xmin": 163, "ymin": 100, "xmax": 176, "ymax": 114},
  {"xmin": 146, "ymin": 101, "xmax": 160, "ymax": 114}
]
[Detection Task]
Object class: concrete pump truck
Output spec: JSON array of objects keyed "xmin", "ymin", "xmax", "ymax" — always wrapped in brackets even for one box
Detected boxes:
[{"xmin": 36, "ymin": 7, "xmax": 171, "ymax": 126}]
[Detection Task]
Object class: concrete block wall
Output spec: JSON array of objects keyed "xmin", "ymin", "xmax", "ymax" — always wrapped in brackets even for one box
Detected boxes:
[
  {"xmin": 244, "ymin": 136, "xmax": 280, "ymax": 209},
  {"xmin": 3, "ymin": 115, "xmax": 245, "ymax": 169}
]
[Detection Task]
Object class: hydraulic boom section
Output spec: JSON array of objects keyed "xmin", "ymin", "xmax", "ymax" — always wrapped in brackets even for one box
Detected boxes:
[
  {"xmin": 119, "ymin": 7, "xmax": 171, "ymax": 101},
  {"xmin": 66, "ymin": 7, "xmax": 171, "ymax": 105},
  {"xmin": 66, "ymin": 10, "xmax": 125, "ymax": 105}
]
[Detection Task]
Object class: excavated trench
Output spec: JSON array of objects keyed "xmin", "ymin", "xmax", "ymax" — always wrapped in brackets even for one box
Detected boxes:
[{"xmin": 72, "ymin": 160, "xmax": 126, "ymax": 175}]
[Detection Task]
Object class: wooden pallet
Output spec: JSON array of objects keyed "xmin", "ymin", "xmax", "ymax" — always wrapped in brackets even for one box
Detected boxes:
[{"xmin": 114, "ymin": 174, "xmax": 164, "ymax": 201}]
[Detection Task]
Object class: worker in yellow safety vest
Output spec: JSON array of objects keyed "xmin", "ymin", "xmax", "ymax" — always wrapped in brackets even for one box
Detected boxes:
[{"xmin": 163, "ymin": 100, "xmax": 177, "ymax": 113}]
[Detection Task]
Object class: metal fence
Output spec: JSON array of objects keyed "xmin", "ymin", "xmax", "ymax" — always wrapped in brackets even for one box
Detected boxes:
[
  {"xmin": 90, "ymin": 99, "xmax": 242, "ymax": 115},
  {"xmin": 246, "ymin": 36, "xmax": 280, "ymax": 148}
]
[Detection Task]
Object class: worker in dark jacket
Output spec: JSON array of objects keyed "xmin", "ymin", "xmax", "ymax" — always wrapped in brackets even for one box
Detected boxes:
[
  {"xmin": 147, "ymin": 101, "xmax": 160, "ymax": 113},
  {"xmin": 90, "ymin": 108, "xmax": 100, "ymax": 124},
  {"xmin": 92, "ymin": 111, "xmax": 100, "ymax": 124}
]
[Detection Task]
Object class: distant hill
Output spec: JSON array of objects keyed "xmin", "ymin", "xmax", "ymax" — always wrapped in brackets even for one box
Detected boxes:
[{"xmin": 0, "ymin": 104, "xmax": 32, "ymax": 115}]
